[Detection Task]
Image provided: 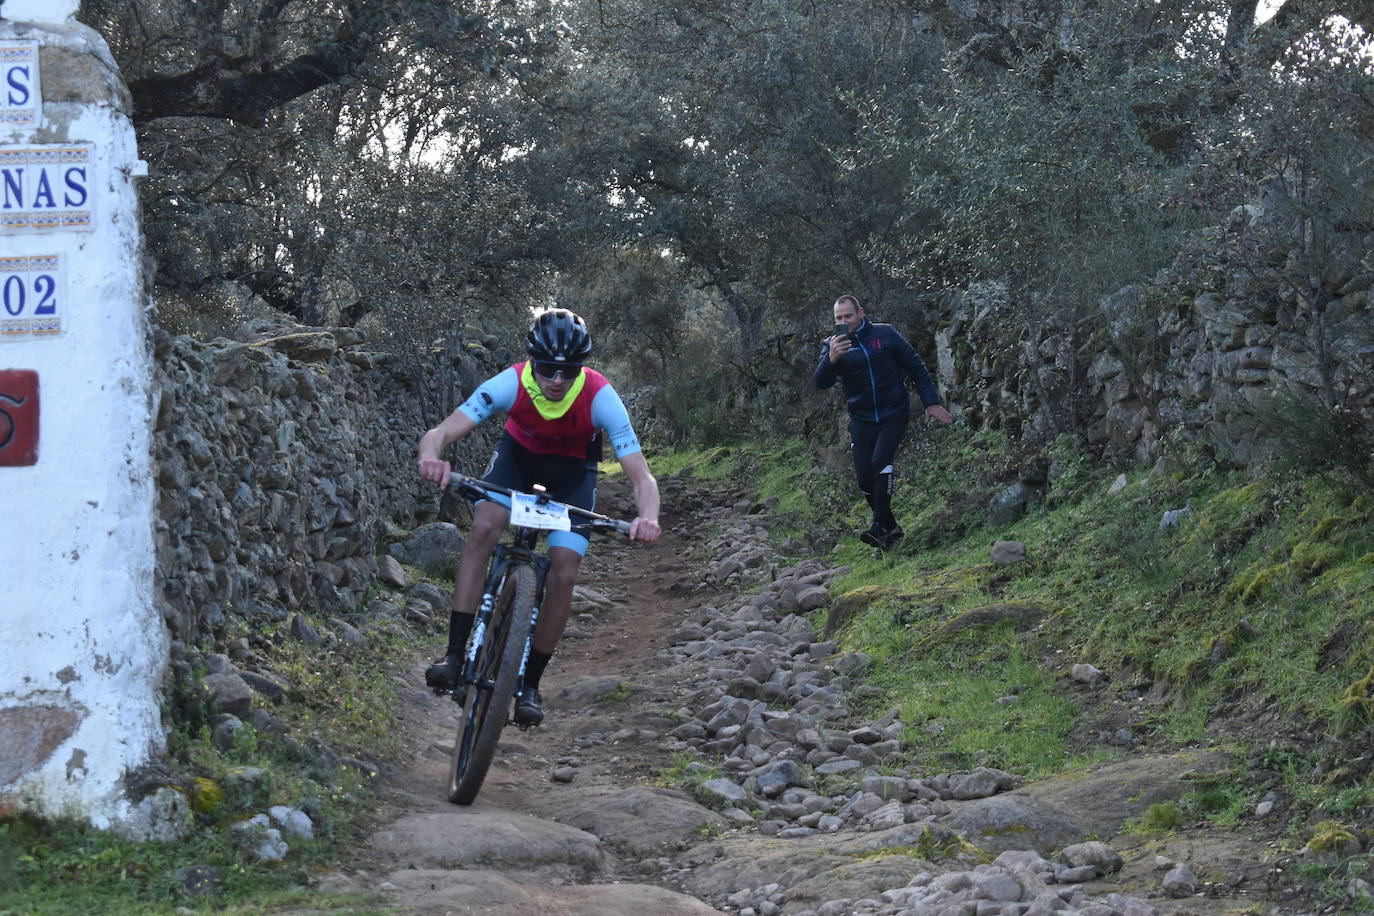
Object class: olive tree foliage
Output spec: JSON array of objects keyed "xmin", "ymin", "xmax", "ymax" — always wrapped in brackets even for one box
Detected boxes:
[
  {"xmin": 855, "ymin": 4, "xmax": 1219, "ymax": 437},
  {"xmin": 76, "ymin": 0, "xmax": 561, "ymax": 395},
  {"xmin": 72, "ymin": 0, "xmax": 1374, "ymax": 444},
  {"xmin": 852, "ymin": 0, "xmax": 1374, "ymax": 437},
  {"xmin": 871, "ymin": 3, "xmax": 1230, "ymax": 309},
  {"xmin": 553, "ymin": 247, "xmax": 693, "ymax": 381},
  {"xmin": 79, "ymin": 0, "xmax": 555, "ymax": 124},
  {"xmin": 542, "ymin": 0, "xmax": 1374, "ymax": 430},
  {"xmin": 530, "ymin": 0, "xmax": 947, "ymax": 407},
  {"xmin": 550, "ymin": 246, "xmax": 741, "ymax": 442}
]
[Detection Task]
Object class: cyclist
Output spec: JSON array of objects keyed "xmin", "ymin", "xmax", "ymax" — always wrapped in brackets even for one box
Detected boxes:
[
  {"xmin": 813, "ymin": 294, "xmax": 951, "ymax": 549},
  {"xmin": 416, "ymin": 309, "xmax": 661, "ymax": 726}
]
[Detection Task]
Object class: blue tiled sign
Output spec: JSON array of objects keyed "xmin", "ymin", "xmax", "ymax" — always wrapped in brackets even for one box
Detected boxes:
[
  {"xmin": 0, "ymin": 253, "xmax": 65, "ymax": 338},
  {"xmin": 0, "ymin": 144, "xmax": 93, "ymax": 232},
  {"xmin": 1, "ymin": 42, "xmax": 41, "ymax": 130}
]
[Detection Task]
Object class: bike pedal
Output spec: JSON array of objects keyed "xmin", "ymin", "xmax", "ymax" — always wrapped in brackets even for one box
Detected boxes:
[{"xmin": 438, "ymin": 685, "xmax": 469, "ymax": 704}]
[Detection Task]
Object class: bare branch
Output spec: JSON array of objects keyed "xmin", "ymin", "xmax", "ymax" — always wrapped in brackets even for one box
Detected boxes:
[{"xmin": 128, "ymin": 29, "xmax": 371, "ymax": 125}]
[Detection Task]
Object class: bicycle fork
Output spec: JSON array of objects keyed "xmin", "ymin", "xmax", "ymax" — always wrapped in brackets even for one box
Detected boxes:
[{"xmin": 459, "ymin": 546, "xmax": 547, "ymax": 723}]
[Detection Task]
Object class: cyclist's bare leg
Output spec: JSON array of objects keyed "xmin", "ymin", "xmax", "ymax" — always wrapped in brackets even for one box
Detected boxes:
[
  {"xmin": 427, "ymin": 500, "xmax": 512, "ymax": 689},
  {"xmin": 533, "ymin": 545, "xmax": 582, "ymax": 653},
  {"xmin": 451, "ymin": 500, "xmax": 510, "ymax": 620}
]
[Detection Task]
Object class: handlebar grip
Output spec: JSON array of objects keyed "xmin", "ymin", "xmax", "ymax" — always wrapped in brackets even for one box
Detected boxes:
[{"xmin": 613, "ymin": 519, "xmax": 633, "ymax": 536}]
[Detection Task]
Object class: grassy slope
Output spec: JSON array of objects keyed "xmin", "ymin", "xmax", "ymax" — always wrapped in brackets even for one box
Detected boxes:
[{"xmin": 658, "ymin": 429, "xmax": 1374, "ymax": 850}]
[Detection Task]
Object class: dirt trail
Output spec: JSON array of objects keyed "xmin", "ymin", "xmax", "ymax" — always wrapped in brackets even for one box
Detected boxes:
[
  {"xmin": 316, "ymin": 473, "xmax": 1322, "ymax": 916},
  {"xmin": 330, "ymin": 473, "xmax": 733, "ymax": 914}
]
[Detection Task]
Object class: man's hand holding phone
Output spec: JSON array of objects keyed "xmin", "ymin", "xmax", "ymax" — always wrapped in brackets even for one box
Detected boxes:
[{"xmin": 829, "ymin": 322, "xmax": 853, "ymax": 363}]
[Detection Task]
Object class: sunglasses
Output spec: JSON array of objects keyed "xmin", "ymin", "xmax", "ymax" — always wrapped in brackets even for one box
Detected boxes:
[{"xmin": 532, "ymin": 361, "xmax": 582, "ymax": 381}]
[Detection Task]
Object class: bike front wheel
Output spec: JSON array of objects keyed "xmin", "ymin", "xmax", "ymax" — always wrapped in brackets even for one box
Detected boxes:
[{"xmin": 448, "ymin": 562, "xmax": 536, "ymax": 805}]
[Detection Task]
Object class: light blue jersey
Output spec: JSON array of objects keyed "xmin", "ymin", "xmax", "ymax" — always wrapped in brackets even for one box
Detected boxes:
[{"xmin": 457, "ymin": 367, "xmax": 642, "ymax": 458}]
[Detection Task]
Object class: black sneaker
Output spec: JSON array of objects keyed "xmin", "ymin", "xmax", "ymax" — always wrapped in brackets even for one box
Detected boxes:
[
  {"xmin": 513, "ymin": 688, "xmax": 544, "ymax": 727},
  {"xmin": 859, "ymin": 522, "xmax": 886, "ymax": 547},
  {"xmin": 424, "ymin": 654, "xmax": 462, "ymax": 691}
]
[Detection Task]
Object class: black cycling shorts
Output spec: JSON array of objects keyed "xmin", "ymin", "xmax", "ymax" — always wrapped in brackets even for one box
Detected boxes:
[{"xmin": 480, "ymin": 433, "xmax": 598, "ymax": 554}]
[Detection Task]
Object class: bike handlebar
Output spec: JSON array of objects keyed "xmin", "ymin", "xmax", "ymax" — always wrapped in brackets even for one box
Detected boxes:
[{"xmin": 446, "ymin": 473, "xmax": 633, "ymax": 536}]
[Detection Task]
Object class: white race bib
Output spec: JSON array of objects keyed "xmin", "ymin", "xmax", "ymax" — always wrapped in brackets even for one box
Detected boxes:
[{"xmin": 509, "ymin": 492, "xmax": 572, "ymax": 531}]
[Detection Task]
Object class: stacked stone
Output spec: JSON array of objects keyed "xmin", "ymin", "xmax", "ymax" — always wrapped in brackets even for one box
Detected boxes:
[
  {"xmin": 150, "ymin": 323, "xmax": 501, "ymax": 645},
  {"xmin": 796, "ymin": 849, "xmax": 1154, "ymax": 916},
  {"xmin": 658, "ymin": 523, "xmax": 1157, "ymax": 916},
  {"xmin": 703, "ymin": 507, "xmax": 777, "ymax": 586},
  {"xmin": 731, "ymin": 846, "xmax": 1153, "ymax": 916},
  {"xmin": 663, "ymin": 588, "xmax": 1017, "ymax": 840},
  {"xmin": 925, "ymin": 202, "xmax": 1374, "ymax": 465}
]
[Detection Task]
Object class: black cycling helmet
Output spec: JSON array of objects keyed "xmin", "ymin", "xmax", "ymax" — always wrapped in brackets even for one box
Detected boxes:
[{"xmin": 525, "ymin": 308, "xmax": 592, "ymax": 364}]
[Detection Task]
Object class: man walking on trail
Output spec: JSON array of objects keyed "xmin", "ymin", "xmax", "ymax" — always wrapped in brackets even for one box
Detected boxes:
[
  {"xmin": 416, "ymin": 308, "xmax": 661, "ymax": 726},
  {"xmin": 813, "ymin": 294, "xmax": 951, "ymax": 549}
]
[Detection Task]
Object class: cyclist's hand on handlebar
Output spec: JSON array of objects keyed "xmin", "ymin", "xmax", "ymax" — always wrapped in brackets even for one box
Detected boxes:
[
  {"xmin": 417, "ymin": 457, "xmax": 452, "ymax": 486},
  {"xmin": 629, "ymin": 517, "xmax": 661, "ymax": 543}
]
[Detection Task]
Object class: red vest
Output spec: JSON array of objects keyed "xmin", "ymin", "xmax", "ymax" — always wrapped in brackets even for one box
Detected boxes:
[{"xmin": 504, "ymin": 363, "xmax": 609, "ymax": 459}]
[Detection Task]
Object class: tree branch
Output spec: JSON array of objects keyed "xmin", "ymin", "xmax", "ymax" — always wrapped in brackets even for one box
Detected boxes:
[{"xmin": 128, "ymin": 35, "xmax": 371, "ymax": 126}]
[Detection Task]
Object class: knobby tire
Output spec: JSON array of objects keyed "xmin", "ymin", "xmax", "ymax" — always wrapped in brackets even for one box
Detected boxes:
[{"xmin": 447, "ymin": 562, "xmax": 536, "ymax": 805}]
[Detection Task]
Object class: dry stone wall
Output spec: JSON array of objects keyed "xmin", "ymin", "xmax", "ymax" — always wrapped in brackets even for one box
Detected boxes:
[
  {"xmin": 151, "ymin": 322, "xmax": 503, "ymax": 649},
  {"xmin": 930, "ymin": 208, "xmax": 1374, "ymax": 465}
]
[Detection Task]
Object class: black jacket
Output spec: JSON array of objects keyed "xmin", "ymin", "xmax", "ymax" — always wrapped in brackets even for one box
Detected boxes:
[{"xmin": 812, "ymin": 318, "xmax": 941, "ymax": 423}]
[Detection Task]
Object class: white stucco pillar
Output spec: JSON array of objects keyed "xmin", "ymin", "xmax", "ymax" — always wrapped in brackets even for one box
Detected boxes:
[{"xmin": 0, "ymin": 1, "xmax": 166, "ymax": 832}]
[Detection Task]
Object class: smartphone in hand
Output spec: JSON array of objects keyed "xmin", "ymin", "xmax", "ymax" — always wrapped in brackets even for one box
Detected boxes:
[{"xmin": 834, "ymin": 322, "xmax": 849, "ymax": 338}]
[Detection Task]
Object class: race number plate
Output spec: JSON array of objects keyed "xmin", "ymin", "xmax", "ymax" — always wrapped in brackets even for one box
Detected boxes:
[{"xmin": 509, "ymin": 492, "xmax": 572, "ymax": 531}]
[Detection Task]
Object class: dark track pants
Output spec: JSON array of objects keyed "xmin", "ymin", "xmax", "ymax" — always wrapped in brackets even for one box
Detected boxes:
[{"xmin": 849, "ymin": 413, "xmax": 909, "ymax": 531}]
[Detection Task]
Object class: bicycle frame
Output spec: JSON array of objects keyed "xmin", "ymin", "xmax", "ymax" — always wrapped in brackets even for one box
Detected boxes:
[
  {"xmin": 441, "ymin": 473, "xmax": 631, "ymax": 802},
  {"xmin": 463, "ymin": 535, "xmax": 548, "ymax": 708},
  {"xmin": 446, "ymin": 473, "xmax": 628, "ymax": 715}
]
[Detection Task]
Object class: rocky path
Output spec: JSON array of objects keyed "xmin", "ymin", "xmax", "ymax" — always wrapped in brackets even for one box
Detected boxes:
[
  {"xmin": 315, "ymin": 472, "xmax": 737, "ymax": 915},
  {"xmin": 316, "ymin": 473, "xmax": 1317, "ymax": 916}
]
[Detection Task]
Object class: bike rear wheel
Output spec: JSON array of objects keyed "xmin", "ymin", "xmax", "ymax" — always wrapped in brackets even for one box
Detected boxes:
[{"xmin": 447, "ymin": 562, "xmax": 536, "ymax": 805}]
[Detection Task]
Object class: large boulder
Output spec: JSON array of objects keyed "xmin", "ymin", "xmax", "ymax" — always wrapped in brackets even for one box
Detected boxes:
[
  {"xmin": 369, "ymin": 810, "xmax": 604, "ymax": 877},
  {"xmin": 944, "ymin": 794, "xmax": 1091, "ymax": 855},
  {"xmin": 388, "ymin": 523, "xmax": 465, "ymax": 579},
  {"xmin": 541, "ymin": 787, "xmax": 726, "ymax": 855}
]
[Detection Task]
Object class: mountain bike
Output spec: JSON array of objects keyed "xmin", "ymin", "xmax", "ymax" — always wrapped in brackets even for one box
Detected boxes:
[{"xmin": 439, "ymin": 473, "xmax": 631, "ymax": 805}]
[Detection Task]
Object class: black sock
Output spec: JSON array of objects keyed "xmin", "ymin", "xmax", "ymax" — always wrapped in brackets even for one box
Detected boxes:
[
  {"xmin": 524, "ymin": 649, "xmax": 553, "ymax": 691},
  {"xmin": 873, "ymin": 472, "xmax": 897, "ymax": 530},
  {"xmin": 446, "ymin": 612, "xmax": 474, "ymax": 657}
]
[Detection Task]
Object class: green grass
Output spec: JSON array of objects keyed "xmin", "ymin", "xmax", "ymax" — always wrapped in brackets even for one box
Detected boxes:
[
  {"xmin": 595, "ymin": 682, "xmax": 634, "ymax": 702},
  {"xmin": 261, "ymin": 618, "xmax": 416, "ymax": 757},
  {"xmin": 1, "ymin": 589, "xmax": 430, "ymax": 914},
  {"xmin": 18, "ymin": 424, "xmax": 1374, "ymax": 909},
  {"xmin": 638, "ymin": 444, "xmax": 736, "ymax": 479},
  {"xmin": 655, "ymin": 753, "xmax": 720, "ymax": 793},
  {"xmin": 686, "ymin": 428, "xmax": 1374, "ymax": 816},
  {"xmin": 874, "ymin": 622, "xmax": 1101, "ymax": 777},
  {"xmin": 0, "ymin": 814, "xmax": 384, "ymax": 914},
  {"xmin": 1128, "ymin": 802, "xmax": 1184, "ymax": 833},
  {"xmin": 1183, "ymin": 781, "xmax": 1251, "ymax": 828}
]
